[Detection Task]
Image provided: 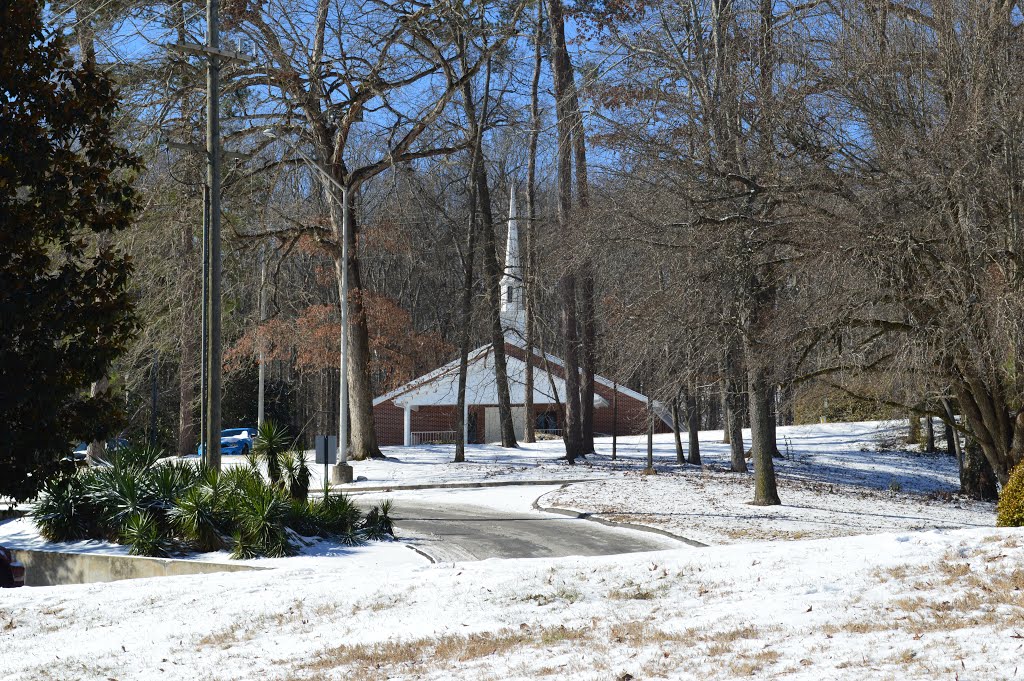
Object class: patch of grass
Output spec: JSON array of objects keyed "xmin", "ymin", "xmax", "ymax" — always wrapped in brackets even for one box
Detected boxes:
[
  {"xmin": 608, "ymin": 579, "xmax": 666, "ymax": 601},
  {"xmin": 299, "ymin": 625, "xmax": 590, "ymax": 680},
  {"xmin": 728, "ymin": 649, "xmax": 781, "ymax": 676}
]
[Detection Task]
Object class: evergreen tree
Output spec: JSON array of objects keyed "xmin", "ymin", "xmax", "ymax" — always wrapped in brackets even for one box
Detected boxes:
[{"xmin": 0, "ymin": 1, "xmax": 137, "ymax": 501}]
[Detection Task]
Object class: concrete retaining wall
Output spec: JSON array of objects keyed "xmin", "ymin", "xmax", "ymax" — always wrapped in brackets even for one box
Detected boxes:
[{"xmin": 11, "ymin": 549, "xmax": 261, "ymax": 587}]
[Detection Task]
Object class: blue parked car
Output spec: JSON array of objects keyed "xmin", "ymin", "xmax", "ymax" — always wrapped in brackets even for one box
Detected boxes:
[{"xmin": 197, "ymin": 428, "xmax": 255, "ymax": 457}]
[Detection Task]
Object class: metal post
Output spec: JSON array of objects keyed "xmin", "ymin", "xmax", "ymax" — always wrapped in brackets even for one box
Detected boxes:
[
  {"xmin": 204, "ymin": 0, "xmax": 222, "ymax": 470},
  {"xmin": 332, "ymin": 185, "xmax": 353, "ymax": 483},
  {"xmin": 612, "ymin": 381, "xmax": 618, "ymax": 461}
]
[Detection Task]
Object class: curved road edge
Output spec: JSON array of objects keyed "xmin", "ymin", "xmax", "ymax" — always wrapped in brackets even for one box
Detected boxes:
[{"xmin": 532, "ymin": 483, "xmax": 708, "ymax": 548}]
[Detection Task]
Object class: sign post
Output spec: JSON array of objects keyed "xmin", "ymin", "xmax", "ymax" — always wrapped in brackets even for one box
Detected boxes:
[{"xmin": 314, "ymin": 435, "xmax": 338, "ymax": 490}]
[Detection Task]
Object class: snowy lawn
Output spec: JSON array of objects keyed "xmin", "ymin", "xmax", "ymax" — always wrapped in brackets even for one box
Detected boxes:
[
  {"xmin": 1, "ymin": 528, "xmax": 1022, "ymax": 680},
  {"xmin": 539, "ymin": 421, "xmax": 995, "ymax": 545},
  {"xmin": 0, "ymin": 421, "xmax": 1013, "ymax": 680},
  {"xmin": 307, "ymin": 420, "xmax": 991, "ymax": 545}
]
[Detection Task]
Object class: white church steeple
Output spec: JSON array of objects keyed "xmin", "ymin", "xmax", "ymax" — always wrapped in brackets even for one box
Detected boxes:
[{"xmin": 500, "ymin": 185, "xmax": 525, "ymax": 338}]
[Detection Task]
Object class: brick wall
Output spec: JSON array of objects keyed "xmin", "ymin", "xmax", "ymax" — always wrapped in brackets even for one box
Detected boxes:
[{"xmin": 373, "ymin": 401, "xmax": 487, "ymax": 445}]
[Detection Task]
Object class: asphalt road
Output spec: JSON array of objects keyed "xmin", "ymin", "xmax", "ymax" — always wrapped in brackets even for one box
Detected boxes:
[{"xmin": 356, "ymin": 498, "xmax": 681, "ymax": 562}]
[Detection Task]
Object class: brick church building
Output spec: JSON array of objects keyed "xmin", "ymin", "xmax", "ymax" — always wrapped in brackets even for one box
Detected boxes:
[{"xmin": 372, "ymin": 191, "xmax": 668, "ymax": 447}]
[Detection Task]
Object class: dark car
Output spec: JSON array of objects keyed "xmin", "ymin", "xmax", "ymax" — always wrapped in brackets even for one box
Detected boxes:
[
  {"xmin": 196, "ymin": 428, "xmax": 255, "ymax": 458},
  {"xmin": 0, "ymin": 546, "xmax": 25, "ymax": 588}
]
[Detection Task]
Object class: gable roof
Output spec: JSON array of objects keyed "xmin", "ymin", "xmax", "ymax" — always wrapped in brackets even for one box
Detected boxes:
[{"xmin": 373, "ymin": 335, "xmax": 671, "ymax": 427}]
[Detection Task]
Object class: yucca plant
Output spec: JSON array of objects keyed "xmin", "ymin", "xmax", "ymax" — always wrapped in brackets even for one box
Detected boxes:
[
  {"xmin": 32, "ymin": 475, "xmax": 97, "ymax": 541},
  {"xmin": 359, "ymin": 500, "xmax": 395, "ymax": 541},
  {"xmin": 286, "ymin": 498, "xmax": 321, "ymax": 537},
  {"xmin": 121, "ymin": 511, "xmax": 173, "ymax": 557},
  {"xmin": 85, "ymin": 463, "xmax": 158, "ymax": 538},
  {"xmin": 313, "ymin": 489, "xmax": 362, "ymax": 536},
  {"xmin": 280, "ymin": 451, "xmax": 312, "ymax": 501},
  {"xmin": 230, "ymin": 475, "xmax": 295, "ymax": 558},
  {"xmin": 170, "ymin": 486, "xmax": 227, "ymax": 552},
  {"xmin": 253, "ymin": 420, "xmax": 291, "ymax": 487},
  {"xmin": 151, "ymin": 461, "xmax": 200, "ymax": 512}
]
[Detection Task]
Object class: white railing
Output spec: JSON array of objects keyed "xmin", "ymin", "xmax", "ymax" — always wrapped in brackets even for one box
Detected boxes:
[{"xmin": 411, "ymin": 431, "xmax": 457, "ymax": 445}]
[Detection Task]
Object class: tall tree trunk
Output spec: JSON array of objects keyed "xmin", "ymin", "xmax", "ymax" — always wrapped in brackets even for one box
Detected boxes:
[
  {"xmin": 720, "ymin": 379, "xmax": 731, "ymax": 444},
  {"xmin": 149, "ymin": 352, "xmax": 159, "ymax": 447},
  {"xmin": 460, "ymin": 55, "xmax": 517, "ymax": 449},
  {"xmin": 334, "ymin": 187, "xmax": 383, "ymax": 460},
  {"xmin": 961, "ymin": 439, "xmax": 999, "ymax": 501},
  {"xmin": 454, "ymin": 188, "xmax": 478, "ymax": 463},
  {"xmin": 686, "ymin": 386, "xmax": 701, "ymax": 465},
  {"xmin": 907, "ymin": 413, "xmax": 921, "ymax": 445},
  {"xmin": 747, "ymin": 363, "xmax": 781, "ymax": 505},
  {"xmin": 724, "ymin": 341, "xmax": 747, "ymax": 472},
  {"xmin": 924, "ymin": 415, "xmax": 935, "ymax": 453},
  {"xmin": 522, "ymin": 0, "xmax": 543, "ymax": 446},
  {"xmin": 546, "ymin": 0, "xmax": 583, "ymax": 462},
  {"xmin": 672, "ymin": 396, "xmax": 685, "ymax": 464},
  {"xmin": 174, "ymin": 1, "xmax": 199, "ymax": 459},
  {"xmin": 728, "ymin": 401, "xmax": 745, "ymax": 472},
  {"xmin": 570, "ymin": 32, "xmax": 595, "ymax": 457}
]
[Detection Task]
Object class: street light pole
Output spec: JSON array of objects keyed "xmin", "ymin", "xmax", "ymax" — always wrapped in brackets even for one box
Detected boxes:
[
  {"xmin": 263, "ymin": 129, "xmax": 353, "ymax": 484},
  {"xmin": 337, "ymin": 184, "xmax": 352, "ymax": 483}
]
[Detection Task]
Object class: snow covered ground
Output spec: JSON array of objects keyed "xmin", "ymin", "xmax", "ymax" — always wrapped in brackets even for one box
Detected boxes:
[
  {"xmin": 0, "ymin": 420, "xmax": 1012, "ymax": 680},
  {"xmin": 319, "ymin": 419, "xmax": 992, "ymax": 545},
  {"xmin": 2, "ymin": 529, "xmax": 1021, "ymax": 680},
  {"xmin": 538, "ymin": 421, "xmax": 995, "ymax": 545}
]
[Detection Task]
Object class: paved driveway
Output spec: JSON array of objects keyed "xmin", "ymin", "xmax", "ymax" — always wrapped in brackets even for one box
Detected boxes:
[{"xmin": 356, "ymin": 492, "xmax": 682, "ymax": 561}]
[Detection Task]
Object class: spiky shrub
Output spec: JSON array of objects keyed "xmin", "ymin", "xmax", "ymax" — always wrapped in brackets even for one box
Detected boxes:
[
  {"xmin": 83, "ymin": 461, "xmax": 158, "ymax": 538},
  {"xmin": 170, "ymin": 486, "xmax": 227, "ymax": 552},
  {"xmin": 313, "ymin": 490, "xmax": 361, "ymax": 535},
  {"xmin": 230, "ymin": 475, "xmax": 295, "ymax": 558},
  {"xmin": 360, "ymin": 500, "xmax": 395, "ymax": 541},
  {"xmin": 280, "ymin": 451, "xmax": 311, "ymax": 501},
  {"xmin": 286, "ymin": 498, "xmax": 322, "ymax": 537},
  {"xmin": 121, "ymin": 511, "xmax": 172, "ymax": 557},
  {"xmin": 32, "ymin": 474, "xmax": 100, "ymax": 541},
  {"xmin": 997, "ymin": 462, "xmax": 1024, "ymax": 527},
  {"xmin": 151, "ymin": 461, "xmax": 200, "ymax": 512},
  {"xmin": 254, "ymin": 420, "xmax": 291, "ymax": 487}
]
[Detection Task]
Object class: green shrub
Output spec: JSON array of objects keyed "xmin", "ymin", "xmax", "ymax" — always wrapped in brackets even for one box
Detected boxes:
[
  {"xmin": 85, "ymin": 463, "xmax": 158, "ymax": 537},
  {"xmin": 121, "ymin": 511, "xmax": 172, "ymax": 557},
  {"xmin": 32, "ymin": 475, "xmax": 97, "ymax": 541},
  {"xmin": 170, "ymin": 485, "xmax": 227, "ymax": 552},
  {"xmin": 152, "ymin": 461, "xmax": 200, "ymax": 510},
  {"xmin": 280, "ymin": 451, "xmax": 311, "ymax": 501},
  {"xmin": 254, "ymin": 420, "xmax": 291, "ymax": 487},
  {"xmin": 360, "ymin": 500, "xmax": 394, "ymax": 541},
  {"xmin": 231, "ymin": 475, "xmax": 295, "ymax": 558},
  {"xmin": 314, "ymin": 490, "xmax": 361, "ymax": 536},
  {"xmin": 997, "ymin": 461, "xmax": 1024, "ymax": 527},
  {"xmin": 32, "ymin": 448, "xmax": 394, "ymax": 559}
]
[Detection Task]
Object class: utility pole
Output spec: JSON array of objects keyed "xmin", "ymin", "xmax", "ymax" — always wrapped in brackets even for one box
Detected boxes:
[
  {"xmin": 168, "ymin": 1, "xmax": 251, "ymax": 470},
  {"xmin": 200, "ymin": 185, "xmax": 209, "ymax": 460},
  {"xmin": 257, "ymin": 245, "xmax": 267, "ymax": 427},
  {"xmin": 205, "ymin": 0, "xmax": 222, "ymax": 470}
]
